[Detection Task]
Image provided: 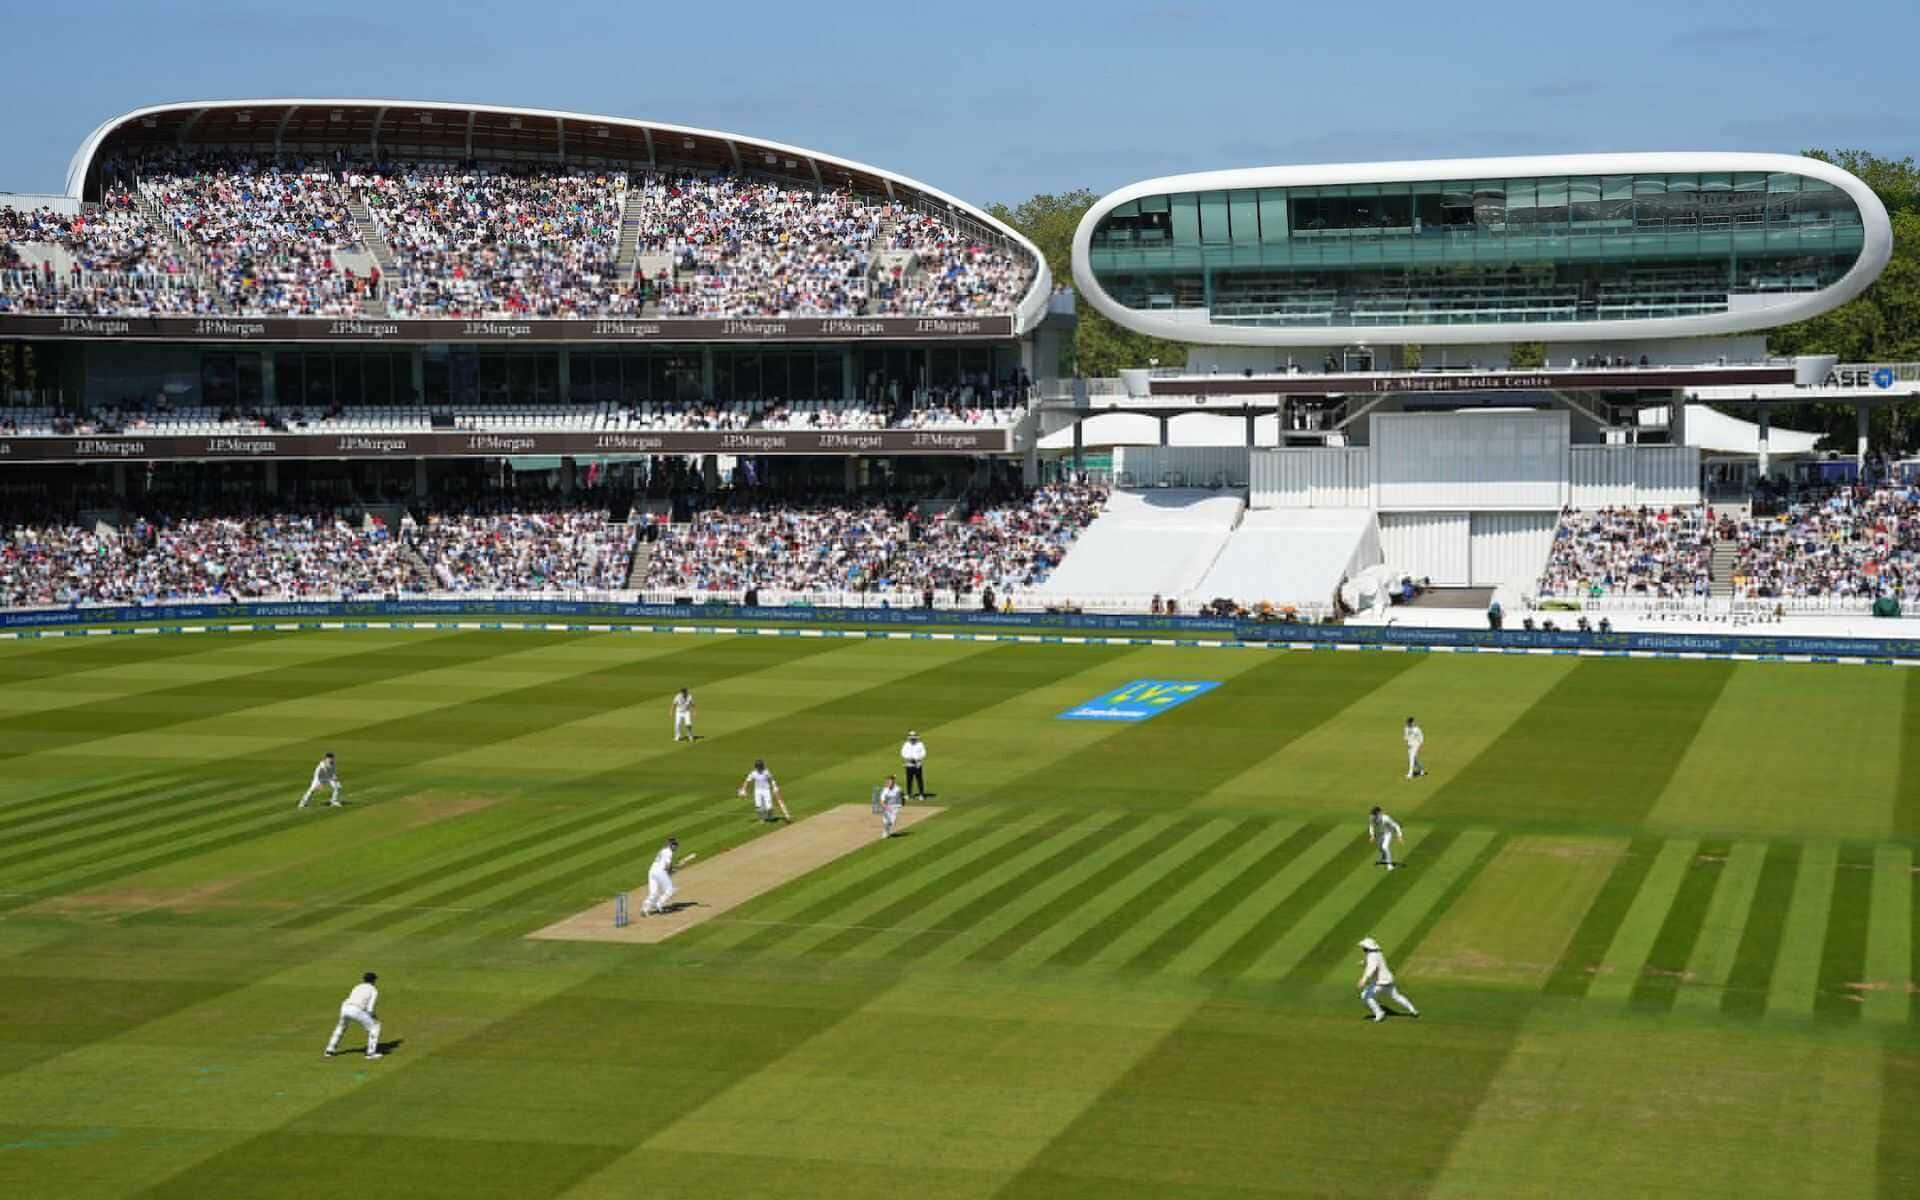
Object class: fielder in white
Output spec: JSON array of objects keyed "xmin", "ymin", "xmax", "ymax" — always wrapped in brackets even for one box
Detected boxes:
[
  {"xmin": 739, "ymin": 759, "xmax": 784, "ymax": 822},
  {"xmin": 1357, "ymin": 937, "xmax": 1419, "ymax": 1022},
  {"xmin": 877, "ymin": 774, "xmax": 904, "ymax": 839},
  {"xmin": 672, "ymin": 688, "xmax": 696, "ymax": 742},
  {"xmin": 324, "ymin": 971, "xmax": 385, "ymax": 1058},
  {"xmin": 298, "ymin": 752, "xmax": 343, "ymax": 808},
  {"xmin": 641, "ymin": 836, "xmax": 679, "ymax": 916},
  {"xmin": 1368, "ymin": 805, "xmax": 1404, "ymax": 870},
  {"xmin": 1404, "ymin": 716, "xmax": 1426, "ymax": 779}
]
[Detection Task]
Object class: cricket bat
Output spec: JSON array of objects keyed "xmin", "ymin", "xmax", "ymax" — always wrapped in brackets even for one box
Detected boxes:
[
  {"xmin": 775, "ymin": 793, "xmax": 792, "ymax": 821},
  {"xmin": 676, "ymin": 851, "xmax": 699, "ymax": 870}
]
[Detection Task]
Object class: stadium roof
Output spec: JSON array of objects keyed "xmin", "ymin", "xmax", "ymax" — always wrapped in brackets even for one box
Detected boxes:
[{"xmin": 62, "ymin": 98, "xmax": 1052, "ymax": 331}]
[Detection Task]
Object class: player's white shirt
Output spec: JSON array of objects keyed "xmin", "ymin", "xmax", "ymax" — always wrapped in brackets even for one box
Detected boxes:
[
  {"xmin": 345, "ymin": 981, "xmax": 378, "ymax": 1013},
  {"xmin": 673, "ymin": 693, "xmax": 694, "ymax": 716},
  {"xmin": 1369, "ymin": 811, "xmax": 1402, "ymax": 840},
  {"xmin": 745, "ymin": 768, "xmax": 776, "ymax": 800},
  {"xmin": 879, "ymin": 783, "xmax": 904, "ymax": 808},
  {"xmin": 1404, "ymin": 724, "xmax": 1424, "ymax": 749},
  {"xmin": 313, "ymin": 758, "xmax": 338, "ymax": 784},
  {"xmin": 900, "ymin": 739, "xmax": 927, "ymax": 765},
  {"xmin": 1360, "ymin": 949, "xmax": 1396, "ymax": 987},
  {"xmin": 651, "ymin": 844, "xmax": 675, "ymax": 874}
]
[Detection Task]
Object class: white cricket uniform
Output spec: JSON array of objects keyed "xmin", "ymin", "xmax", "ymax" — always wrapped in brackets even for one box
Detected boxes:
[
  {"xmin": 1404, "ymin": 723, "xmax": 1426, "ymax": 778},
  {"xmin": 643, "ymin": 843, "xmax": 676, "ymax": 915},
  {"xmin": 325, "ymin": 981, "xmax": 382, "ymax": 1057},
  {"xmin": 1359, "ymin": 948, "xmax": 1419, "ymax": 1020},
  {"xmin": 672, "ymin": 693, "xmax": 695, "ymax": 741},
  {"xmin": 299, "ymin": 758, "xmax": 341, "ymax": 807},
  {"xmin": 1369, "ymin": 810, "xmax": 1404, "ymax": 868},
  {"xmin": 745, "ymin": 768, "xmax": 776, "ymax": 818},
  {"xmin": 900, "ymin": 738, "xmax": 928, "ymax": 796},
  {"xmin": 878, "ymin": 782, "xmax": 904, "ymax": 837}
]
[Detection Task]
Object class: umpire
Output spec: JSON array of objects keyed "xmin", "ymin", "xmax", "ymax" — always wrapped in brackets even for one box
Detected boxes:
[{"xmin": 900, "ymin": 730, "xmax": 929, "ymax": 799}]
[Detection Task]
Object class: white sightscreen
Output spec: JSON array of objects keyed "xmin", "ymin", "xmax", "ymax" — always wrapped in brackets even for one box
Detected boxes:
[
  {"xmin": 1373, "ymin": 411, "xmax": 1569, "ymax": 510},
  {"xmin": 1379, "ymin": 511, "xmax": 1470, "ymax": 585}
]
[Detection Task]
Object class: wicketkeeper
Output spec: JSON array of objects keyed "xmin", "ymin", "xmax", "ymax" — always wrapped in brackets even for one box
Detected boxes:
[{"xmin": 324, "ymin": 971, "xmax": 384, "ymax": 1059}]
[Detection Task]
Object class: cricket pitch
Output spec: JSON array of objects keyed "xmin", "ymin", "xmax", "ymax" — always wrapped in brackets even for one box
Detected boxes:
[{"xmin": 527, "ymin": 802, "xmax": 944, "ymax": 944}]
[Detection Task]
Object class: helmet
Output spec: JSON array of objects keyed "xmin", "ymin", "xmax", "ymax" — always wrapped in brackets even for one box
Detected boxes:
[
  {"xmin": 754, "ymin": 758, "xmax": 766, "ymax": 771},
  {"xmin": 668, "ymin": 837, "xmax": 679, "ymax": 849},
  {"xmin": 363, "ymin": 971, "xmax": 378, "ymax": 983},
  {"xmin": 1358, "ymin": 938, "xmax": 1380, "ymax": 952}
]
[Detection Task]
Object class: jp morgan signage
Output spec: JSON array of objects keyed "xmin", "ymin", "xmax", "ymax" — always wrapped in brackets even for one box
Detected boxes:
[
  {"xmin": 0, "ymin": 428, "xmax": 1013, "ymax": 463},
  {"xmin": 0, "ymin": 314, "xmax": 1016, "ymax": 343},
  {"xmin": 1151, "ymin": 365, "xmax": 1797, "ymax": 398}
]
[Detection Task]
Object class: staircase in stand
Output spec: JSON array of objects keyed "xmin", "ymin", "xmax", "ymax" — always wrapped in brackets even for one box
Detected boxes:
[
  {"xmin": 1709, "ymin": 539, "xmax": 1739, "ymax": 598},
  {"xmin": 346, "ymin": 198, "xmax": 397, "ymax": 272},
  {"xmin": 615, "ymin": 186, "xmax": 646, "ymax": 278},
  {"xmin": 133, "ymin": 185, "xmax": 232, "ymax": 312},
  {"xmin": 624, "ymin": 527, "xmax": 654, "ymax": 589}
]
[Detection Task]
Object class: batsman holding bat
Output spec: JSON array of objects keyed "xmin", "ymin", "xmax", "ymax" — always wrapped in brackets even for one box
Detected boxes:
[{"xmin": 740, "ymin": 759, "xmax": 790, "ymax": 822}]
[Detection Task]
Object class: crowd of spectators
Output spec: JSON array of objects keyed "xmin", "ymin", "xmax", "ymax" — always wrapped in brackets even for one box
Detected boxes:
[
  {"xmin": 5, "ymin": 155, "xmax": 1036, "ymax": 318},
  {"xmin": 1729, "ymin": 485, "xmax": 1920, "ymax": 601},
  {"xmin": 1537, "ymin": 506, "xmax": 1716, "ymax": 599},
  {"xmin": 357, "ymin": 164, "xmax": 638, "ymax": 317},
  {"xmin": 640, "ymin": 482, "xmax": 1105, "ymax": 595},
  {"xmin": 407, "ymin": 502, "xmax": 633, "ymax": 592}
]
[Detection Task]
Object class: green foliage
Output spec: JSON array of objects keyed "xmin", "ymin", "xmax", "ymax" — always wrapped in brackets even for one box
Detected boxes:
[
  {"xmin": 1509, "ymin": 342, "xmax": 1546, "ymax": 369},
  {"xmin": 990, "ymin": 191, "xmax": 1188, "ymax": 377}
]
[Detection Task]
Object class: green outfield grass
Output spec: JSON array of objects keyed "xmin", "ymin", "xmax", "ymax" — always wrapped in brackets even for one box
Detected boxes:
[{"xmin": 0, "ymin": 627, "xmax": 1915, "ymax": 1198}]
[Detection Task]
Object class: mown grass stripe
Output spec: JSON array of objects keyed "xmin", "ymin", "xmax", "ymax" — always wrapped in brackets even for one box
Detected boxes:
[
  {"xmin": 907, "ymin": 815, "xmax": 1185, "ymax": 970},
  {"xmin": 803, "ymin": 814, "xmax": 1098, "ymax": 959},
  {"xmin": 1200, "ymin": 832, "xmax": 1390, "ymax": 981},
  {"xmin": 1238, "ymin": 830, "xmax": 1450, "ymax": 984},
  {"xmin": 718, "ymin": 813, "xmax": 1054, "ymax": 959},
  {"xmin": 0, "ymin": 773, "xmax": 236, "ymax": 851},
  {"xmin": 0, "ymin": 775, "xmax": 286, "ymax": 871},
  {"xmin": 1673, "ymin": 841, "xmax": 1768, "ymax": 1015},
  {"xmin": 1767, "ymin": 841, "xmax": 1839, "ymax": 1018},
  {"xmin": 1040, "ymin": 818, "xmax": 1264, "ymax": 969},
  {"xmin": 1720, "ymin": 841, "xmax": 1802, "ymax": 1017},
  {"xmin": 4, "ymin": 778, "xmax": 297, "ymax": 886},
  {"xmin": 0, "ymin": 631, "xmax": 493, "ymax": 763},
  {"xmin": 1169, "ymin": 825, "xmax": 1356, "ymax": 977},
  {"xmin": 1880, "ymin": 1049, "xmax": 1920, "ymax": 1199},
  {"xmin": 1862, "ymin": 845, "xmax": 1913, "ymax": 1025},
  {"xmin": 1122, "ymin": 821, "xmax": 1328, "ymax": 972},
  {"xmin": 1542, "ymin": 836, "xmax": 1662, "ymax": 999},
  {"xmin": 1585, "ymin": 838, "xmax": 1698, "ymax": 1005},
  {"xmin": 0, "ymin": 766, "xmax": 181, "ymax": 827},
  {"xmin": 1314, "ymin": 829, "xmax": 1499, "ymax": 989},
  {"xmin": 337, "ymin": 796, "xmax": 725, "ymax": 934},
  {"xmin": 0, "ymin": 628, "xmax": 258, "ymax": 689},
  {"xmin": 1629, "ymin": 839, "xmax": 1733, "ymax": 1011},
  {"xmin": 1085, "ymin": 818, "xmax": 1309, "ymax": 970},
  {"xmin": 1814, "ymin": 843, "xmax": 1878, "ymax": 1022},
  {"xmin": 853, "ymin": 813, "xmax": 1156, "ymax": 962}
]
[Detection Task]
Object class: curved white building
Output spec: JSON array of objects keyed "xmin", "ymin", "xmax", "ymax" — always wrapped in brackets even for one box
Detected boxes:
[{"xmin": 1073, "ymin": 153, "xmax": 1890, "ymax": 346}]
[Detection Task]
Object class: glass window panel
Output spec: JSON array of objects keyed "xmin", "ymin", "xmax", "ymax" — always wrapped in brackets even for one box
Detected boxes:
[
  {"xmin": 1258, "ymin": 189, "xmax": 1289, "ymax": 243},
  {"xmin": 1602, "ymin": 175, "xmax": 1633, "ymax": 201},
  {"xmin": 1169, "ymin": 193, "xmax": 1200, "ymax": 244},
  {"xmin": 1766, "ymin": 173, "xmax": 1800, "ymax": 193},
  {"xmin": 1229, "ymin": 190, "xmax": 1260, "ymax": 244},
  {"xmin": 1198, "ymin": 190, "xmax": 1230, "ymax": 243},
  {"xmin": 1138, "ymin": 194, "xmax": 1169, "ymax": 213}
]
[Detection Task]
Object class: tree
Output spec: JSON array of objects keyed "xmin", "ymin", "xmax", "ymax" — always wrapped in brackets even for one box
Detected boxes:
[
  {"xmin": 1766, "ymin": 152, "xmax": 1920, "ymax": 452},
  {"xmin": 1509, "ymin": 342, "xmax": 1546, "ymax": 369},
  {"xmin": 989, "ymin": 191, "xmax": 1188, "ymax": 378}
]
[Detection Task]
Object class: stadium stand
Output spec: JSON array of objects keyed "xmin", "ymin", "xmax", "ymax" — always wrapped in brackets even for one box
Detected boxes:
[
  {"xmin": 1036, "ymin": 489, "xmax": 1243, "ymax": 603},
  {"xmin": 1729, "ymin": 486, "xmax": 1920, "ymax": 601},
  {"xmin": 1536, "ymin": 506, "xmax": 1716, "ymax": 599}
]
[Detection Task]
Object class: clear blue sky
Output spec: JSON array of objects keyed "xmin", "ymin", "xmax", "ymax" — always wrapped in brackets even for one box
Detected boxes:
[{"xmin": 2, "ymin": 0, "xmax": 1913, "ymax": 208}]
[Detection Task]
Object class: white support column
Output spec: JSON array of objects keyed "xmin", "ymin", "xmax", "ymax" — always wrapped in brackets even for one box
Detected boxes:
[
  {"xmin": 1858, "ymin": 403, "xmax": 1870, "ymax": 470},
  {"xmin": 1756, "ymin": 408, "xmax": 1770, "ymax": 482}
]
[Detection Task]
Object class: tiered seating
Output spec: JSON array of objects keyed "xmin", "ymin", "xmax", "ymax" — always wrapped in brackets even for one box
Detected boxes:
[
  {"xmin": 408, "ymin": 503, "xmax": 632, "ymax": 592},
  {"xmin": 1596, "ymin": 265, "xmax": 1729, "ymax": 319},
  {"xmin": 1731, "ymin": 487, "xmax": 1920, "ymax": 601},
  {"xmin": 1537, "ymin": 506, "xmax": 1714, "ymax": 599},
  {"xmin": 355, "ymin": 164, "xmax": 637, "ymax": 317}
]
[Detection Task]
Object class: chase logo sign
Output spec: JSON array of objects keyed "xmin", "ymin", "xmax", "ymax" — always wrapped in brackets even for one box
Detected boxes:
[{"xmin": 1059, "ymin": 679, "xmax": 1222, "ymax": 722}]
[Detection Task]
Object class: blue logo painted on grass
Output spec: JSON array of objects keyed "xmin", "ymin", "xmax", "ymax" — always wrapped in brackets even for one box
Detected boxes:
[{"xmin": 1058, "ymin": 679, "xmax": 1222, "ymax": 722}]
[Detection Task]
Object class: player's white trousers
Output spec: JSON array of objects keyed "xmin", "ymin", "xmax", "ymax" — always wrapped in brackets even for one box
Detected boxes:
[
  {"xmin": 755, "ymin": 796, "xmax": 771, "ymax": 819},
  {"xmin": 327, "ymin": 1004, "xmax": 380, "ymax": 1055},
  {"xmin": 1406, "ymin": 747, "xmax": 1423, "ymax": 777},
  {"xmin": 1362, "ymin": 983, "xmax": 1417, "ymax": 1018},
  {"xmin": 674, "ymin": 715, "xmax": 692, "ymax": 740},
  {"xmin": 1376, "ymin": 832, "xmax": 1395, "ymax": 866},
  {"xmin": 299, "ymin": 781, "xmax": 340, "ymax": 807},
  {"xmin": 881, "ymin": 803, "xmax": 900, "ymax": 836},
  {"xmin": 645, "ymin": 867, "xmax": 675, "ymax": 914}
]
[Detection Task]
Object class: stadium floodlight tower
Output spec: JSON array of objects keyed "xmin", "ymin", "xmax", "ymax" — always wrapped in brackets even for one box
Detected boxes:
[{"xmin": 1060, "ymin": 152, "xmax": 1902, "ymax": 465}]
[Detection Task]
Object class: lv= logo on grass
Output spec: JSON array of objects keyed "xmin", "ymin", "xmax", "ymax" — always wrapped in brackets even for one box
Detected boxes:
[{"xmin": 1058, "ymin": 679, "xmax": 1222, "ymax": 722}]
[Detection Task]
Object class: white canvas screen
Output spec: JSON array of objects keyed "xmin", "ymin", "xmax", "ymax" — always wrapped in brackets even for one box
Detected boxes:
[
  {"xmin": 1468, "ymin": 511, "xmax": 1557, "ymax": 587},
  {"xmin": 1379, "ymin": 511, "xmax": 1470, "ymax": 585},
  {"xmin": 1249, "ymin": 448, "xmax": 1370, "ymax": 508},
  {"xmin": 1373, "ymin": 411, "xmax": 1569, "ymax": 510}
]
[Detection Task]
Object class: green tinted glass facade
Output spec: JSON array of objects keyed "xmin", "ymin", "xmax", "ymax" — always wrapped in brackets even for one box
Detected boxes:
[{"xmin": 1087, "ymin": 171, "xmax": 1867, "ymax": 328}]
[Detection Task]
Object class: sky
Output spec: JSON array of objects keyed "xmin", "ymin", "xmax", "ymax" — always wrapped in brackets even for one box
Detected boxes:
[{"xmin": 1, "ymin": 0, "xmax": 1914, "ymax": 210}]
